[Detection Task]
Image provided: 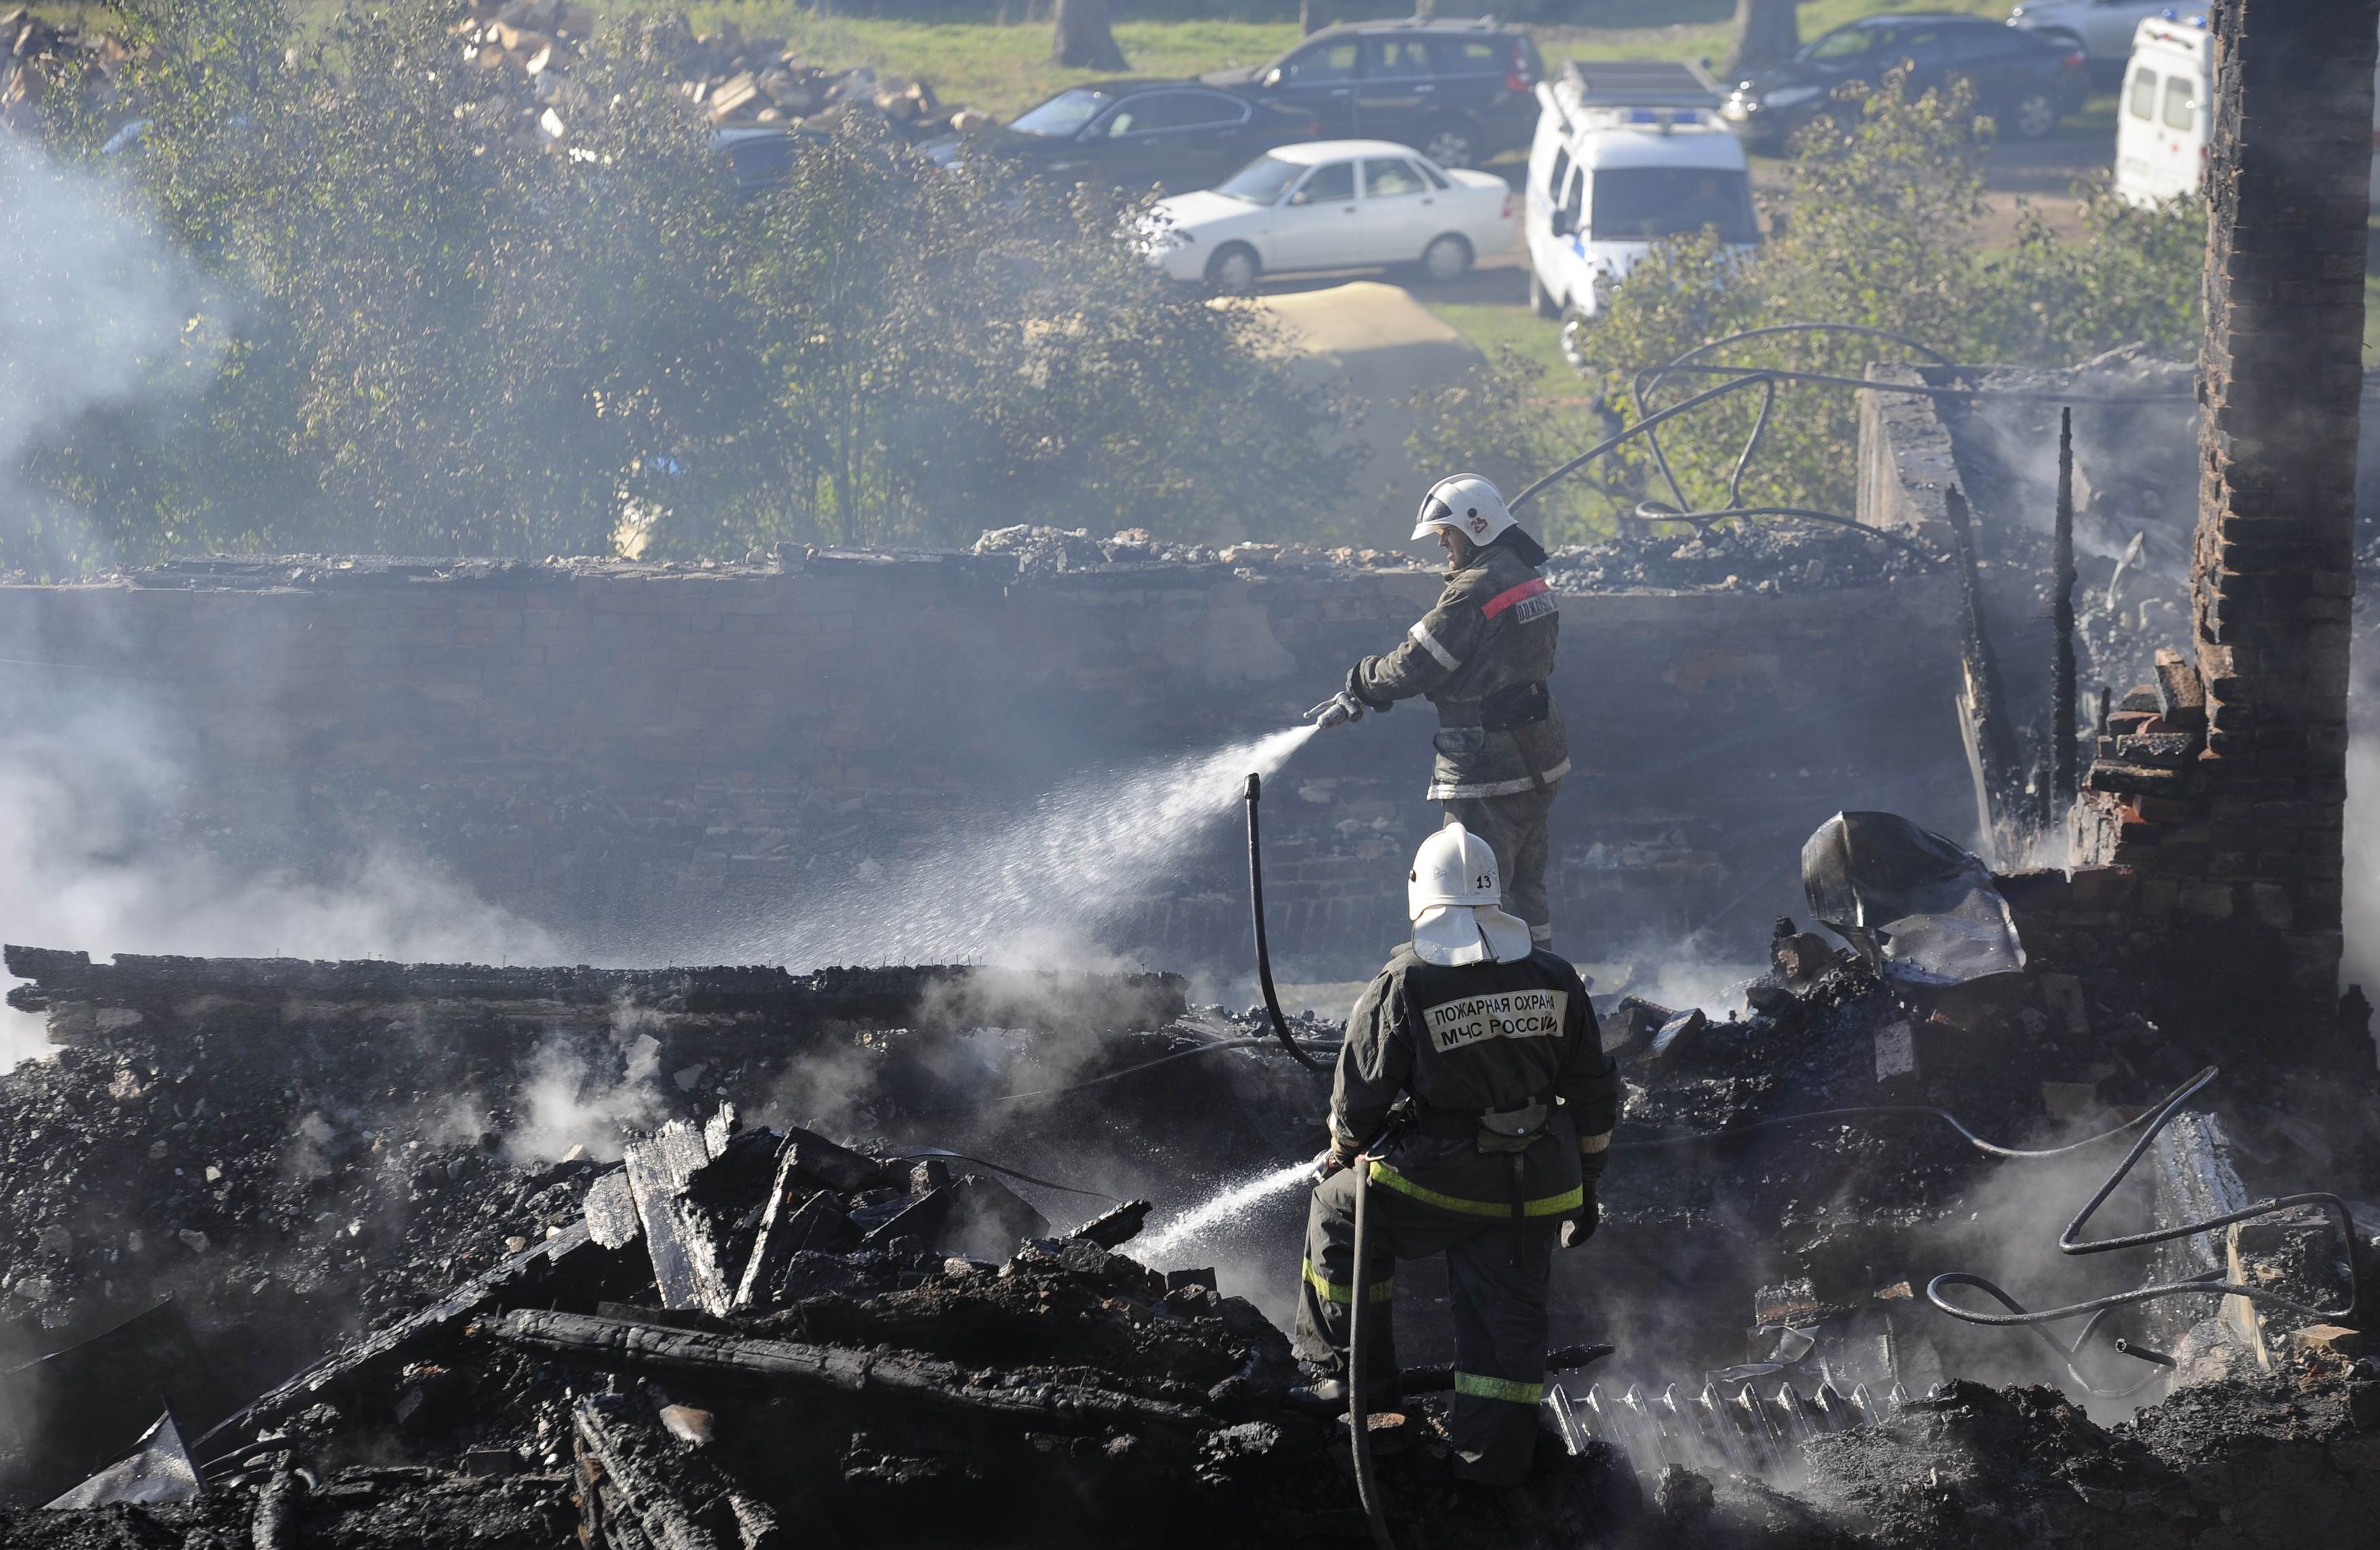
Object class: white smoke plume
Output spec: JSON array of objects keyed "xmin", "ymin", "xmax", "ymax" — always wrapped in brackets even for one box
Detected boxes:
[
  {"xmin": 2342, "ymin": 667, "xmax": 2380, "ymax": 1051},
  {"xmin": 0, "ymin": 135, "xmax": 222, "ymax": 569},
  {"xmin": 0, "ymin": 698, "xmax": 562, "ymax": 1070}
]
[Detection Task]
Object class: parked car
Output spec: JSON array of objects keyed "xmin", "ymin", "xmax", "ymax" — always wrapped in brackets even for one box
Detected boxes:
[
  {"xmin": 1201, "ymin": 16, "xmax": 1542, "ymax": 170},
  {"xmin": 1141, "ymin": 139, "xmax": 1516, "ymax": 293},
  {"xmin": 1720, "ymin": 13, "xmax": 2087, "ymax": 150},
  {"xmin": 1522, "ymin": 61, "xmax": 1758, "ymax": 372},
  {"xmin": 2114, "ymin": 12, "xmax": 2380, "ymax": 210},
  {"xmin": 2005, "ymin": 0, "xmax": 2173, "ymax": 82},
  {"xmin": 920, "ymin": 80, "xmax": 1321, "ymax": 193},
  {"xmin": 713, "ymin": 126, "xmax": 824, "ymax": 196}
]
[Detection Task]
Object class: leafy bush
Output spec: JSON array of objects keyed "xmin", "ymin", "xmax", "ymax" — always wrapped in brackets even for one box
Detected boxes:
[
  {"xmin": 1405, "ymin": 69, "xmax": 2205, "ymax": 544},
  {"xmin": 0, "ymin": 0, "xmax": 1356, "ymax": 572}
]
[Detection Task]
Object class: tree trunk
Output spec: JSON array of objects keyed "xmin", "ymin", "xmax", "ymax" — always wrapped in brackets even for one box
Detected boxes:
[
  {"xmin": 1724, "ymin": 0, "xmax": 1799, "ymax": 79},
  {"xmin": 1051, "ymin": 0, "xmax": 1129, "ymax": 71},
  {"xmin": 1299, "ymin": 0, "xmax": 1327, "ymax": 37}
]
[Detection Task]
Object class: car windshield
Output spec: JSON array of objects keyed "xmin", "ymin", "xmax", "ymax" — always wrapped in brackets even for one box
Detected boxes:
[
  {"xmin": 1009, "ymin": 87, "xmax": 1113, "ymax": 137},
  {"xmin": 1589, "ymin": 167, "xmax": 1758, "ymax": 244},
  {"xmin": 1216, "ymin": 154, "xmax": 1306, "ymax": 204},
  {"xmin": 1799, "ymin": 26, "xmax": 1881, "ymax": 62}
]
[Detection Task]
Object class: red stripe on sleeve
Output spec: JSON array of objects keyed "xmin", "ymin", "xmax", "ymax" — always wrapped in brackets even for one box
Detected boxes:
[{"xmin": 1480, "ymin": 577, "xmax": 1550, "ymax": 619}]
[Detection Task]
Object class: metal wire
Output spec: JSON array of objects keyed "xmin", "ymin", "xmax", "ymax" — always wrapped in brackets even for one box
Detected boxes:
[
  {"xmin": 877, "ymin": 1147, "xmax": 1124, "ymax": 1201},
  {"xmin": 1627, "ymin": 501, "xmax": 1947, "ymax": 566},
  {"xmin": 1611, "ymin": 1088, "xmax": 2175, "ymax": 1159},
  {"xmin": 1631, "ymin": 323, "xmax": 1957, "ymax": 520},
  {"xmin": 1926, "ymin": 1065, "xmax": 2363, "ymax": 1379},
  {"xmin": 1510, "ymin": 322, "xmax": 2192, "ymax": 543}
]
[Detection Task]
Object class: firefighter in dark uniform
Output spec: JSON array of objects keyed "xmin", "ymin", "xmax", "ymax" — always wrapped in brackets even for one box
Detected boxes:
[
  {"xmin": 1308, "ymin": 473, "xmax": 1568, "ymax": 950},
  {"xmin": 1290, "ymin": 823, "xmax": 1616, "ymax": 1487}
]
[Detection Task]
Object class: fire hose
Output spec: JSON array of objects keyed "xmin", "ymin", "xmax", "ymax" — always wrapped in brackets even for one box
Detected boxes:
[
  {"xmin": 1347, "ymin": 1145, "xmax": 1395, "ymax": 1550},
  {"xmin": 1925, "ymin": 1064, "xmax": 2365, "ymax": 1396},
  {"xmin": 1246, "ymin": 772, "xmax": 1333, "ymax": 1073}
]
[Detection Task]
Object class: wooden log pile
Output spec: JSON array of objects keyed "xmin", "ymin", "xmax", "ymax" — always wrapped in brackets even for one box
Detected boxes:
[
  {"xmin": 0, "ymin": 8, "xmax": 135, "ymax": 132},
  {"xmin": 448, "ymin": 0, "xmax": 989, "ymax": 149}
]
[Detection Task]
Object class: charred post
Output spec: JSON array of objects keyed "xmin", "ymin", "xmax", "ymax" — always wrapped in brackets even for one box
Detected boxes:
[{"xmin": 2052, "ymin": 404, "xmax": 2079, "ymax": 822}]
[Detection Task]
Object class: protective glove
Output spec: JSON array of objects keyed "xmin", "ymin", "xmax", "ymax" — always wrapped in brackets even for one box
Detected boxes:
[
  {"xmin": 1306, "ymin": 690, "xmax": 1365, "ymax": 729},
  {"xmin": 1346, "ymin": 663, "xmax": 1393, "ymax": 714},
  {"xmin": 1561, "ymin": 1186, "xmax": 1600, "ymax": 1248}
]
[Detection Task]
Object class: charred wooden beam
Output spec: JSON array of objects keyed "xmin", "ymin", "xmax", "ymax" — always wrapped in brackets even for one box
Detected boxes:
[
  {"xmin": 1068, "ymin": 1200, "xmax": 1152, "ymax": 1249},
  {"xmin": 486, "ymin": 1310, "xmax": 1210, "ymax": 1432},
  {"xmin": 2050, "ymin": 405, "xmax": 2079, "ymax": 819},
  {"xmin": 626, "ymin": 1121, "xmax": 736, "ymax": 1318},
  {"xmin": 195, "ymin": 1222, "xmax": 599, "ymax": 1454},
  {"xmin": 734, "ymin": 1182, "xmax": 853, "ymax": 1310},
  {"xmin": 573, "ymin": 1396, "xmax": 728, "ymax": 1550},
  {"xmin": 1944, "ymin": 486, "xmax": 2026, "ymax": 863}
]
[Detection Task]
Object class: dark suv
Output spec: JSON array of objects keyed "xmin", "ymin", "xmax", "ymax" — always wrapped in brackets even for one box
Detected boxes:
[
  {"xmin": 1203, "ymin": 18, "xmax": 1543, "ymax": 169},
  {"xmin": 1720, "ymin": 14, "xmax": 2086, "ymax": 150}
]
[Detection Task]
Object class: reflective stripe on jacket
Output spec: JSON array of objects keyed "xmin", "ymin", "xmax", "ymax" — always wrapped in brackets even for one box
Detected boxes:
[
  {"xmin": 1354, "ymin": 535, "xmax": 1569, "ymax": 801},
  {"xmin": 1329, "ymin": 945, "xmax": 1616, "ymax": 1222}
]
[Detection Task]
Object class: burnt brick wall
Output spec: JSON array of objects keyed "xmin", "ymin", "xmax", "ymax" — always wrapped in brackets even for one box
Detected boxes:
[
  {"xmin": 2083, "ymin": 0, "xmax": 2380, "ymax": 1012},
  {"xmin": 0, "ymin": 553, "xmax": 1969, "ymax": 978}
]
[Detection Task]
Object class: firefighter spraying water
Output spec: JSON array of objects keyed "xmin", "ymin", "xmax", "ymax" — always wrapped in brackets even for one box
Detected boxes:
[{"xmin": 1306, "ymin": 474, "xmax": 1569, "ymax": 952}]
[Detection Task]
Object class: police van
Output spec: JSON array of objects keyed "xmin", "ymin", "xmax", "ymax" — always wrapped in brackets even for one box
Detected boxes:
[
  {"xmin": 2114, "ymin": 13, "xmax": 2380, "ymax": 209},
  {"xmin": 1523, "ymin": 59, "xmax": 1760, "ymax": 373}
]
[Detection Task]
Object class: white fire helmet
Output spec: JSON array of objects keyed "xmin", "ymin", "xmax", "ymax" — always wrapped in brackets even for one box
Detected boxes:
[
  {"xmin": 1408, "ymin": 823, "xmax": 1533, "ymax": 967},
  {"xmin": 1412, "ymin": 473, "xmax": 1515, "ymax": 547}
]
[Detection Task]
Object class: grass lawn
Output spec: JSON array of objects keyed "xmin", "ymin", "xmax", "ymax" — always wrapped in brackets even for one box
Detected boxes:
[
  {"xmin": 1426, "ymin": 299, "xmax": 1571, "ymax": 384},
  {"xmin": 35, "ymin": 0, "xmax": 2022, "ymax": 118}
]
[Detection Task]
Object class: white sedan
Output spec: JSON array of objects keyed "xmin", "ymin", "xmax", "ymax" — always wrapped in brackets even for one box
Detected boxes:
[{"xmin": 1142, "ymin": 139, "xmax": 1516, "ymax": 293}]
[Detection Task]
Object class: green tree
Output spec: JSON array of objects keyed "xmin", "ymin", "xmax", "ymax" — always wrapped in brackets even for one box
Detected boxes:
[{"xmin": 1, "ymin": 0, "xmax": 1355, "ymax": 571}]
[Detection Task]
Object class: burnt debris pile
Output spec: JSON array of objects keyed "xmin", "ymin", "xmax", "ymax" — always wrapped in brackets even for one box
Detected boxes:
[{"xmin": 0, "ymin": 946, "xmax": 1637, "ymax": 1547}]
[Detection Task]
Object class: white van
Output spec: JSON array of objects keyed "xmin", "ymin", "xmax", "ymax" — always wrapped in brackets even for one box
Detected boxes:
[
  {"xmin": 1523, "ymin": 60, "xmax": 1760, "ymax": 372},
  {"xmin": 2115, "ymin": 14, "xmax": 2380, "ymax": 209}
]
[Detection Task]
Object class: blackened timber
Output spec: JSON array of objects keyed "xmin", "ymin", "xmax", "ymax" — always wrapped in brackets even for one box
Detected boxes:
[
  {"xmin": 0, "ymin": 949, "xmax": 1187, "ymax": 1038},
  {"xmin": 2052, "ymin": 405, "xmax": 2079, "ymax": 816},
  {"xmin": 486, "ymin": 1310, "xmax": 1211, "ymax": 1432},
  {"xmin": 194, "ymin": 1222, "xmax": 596, "ymax": 1453},
  {"xmin": 572, "ymin": 1396, "xmax": 729, "ymax": 1550},
  {"xmin": 252, "ymin": 1464, "xmax": 304, "ymax": 1550},
  {"xmin": 1945, "ymin": 487, "xmax": 2026, "ymax": 861},
  {"xmin": 735, "ymin": 1164, "xmax": 853, "ymax": 1309},
  {"xmin": 625, "ymin": 1122, "xmax": 736, "ymax": 1318},
  {"xmin": 1068, "ymin": 1200, "xmax": 1153, "ymax": 1249}
]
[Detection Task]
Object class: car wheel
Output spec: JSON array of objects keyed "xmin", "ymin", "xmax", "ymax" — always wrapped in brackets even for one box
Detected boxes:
[
  {"xmin": 1419, "ymin": 233, "xmax": 1472, "ymax": 283},
  {"xmin": 2009, "ymin": 90, "xmax": 2060, "ymax": 140},
  {"xmin": 1421, "ymin": 120, "xmax": 1479, "ymax": 169},
  {"xmin": 1205, "ymin": 242, "xmax": 1259, "ymax": 295},
  {"xmin": 1528, "ymin": 266, "xmax": 1559, "ymax": 320},
  {"xmin": 1558, "ymin": 301, "xmax": 1597, "ymax": 376}
]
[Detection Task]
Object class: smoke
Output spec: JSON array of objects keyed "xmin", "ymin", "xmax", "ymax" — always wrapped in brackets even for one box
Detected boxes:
[
  {"xmin": 730, "ymin": 725, "xmax": 1317, "ymax": 971},
  {"xmin": 0, "ymin": 694, "xmax": 562, "ymax": 1071},
  {"xmin": 0, "ymin": 136, "xmax": 223, "ymax": 571},
  {"xmin": 504, "ymin": 1019, "xmax": 668, "ymax": 1165},
  {"xmin": 2343, "ymin": 666, "xmax": 2380, "ymax": 1034}
]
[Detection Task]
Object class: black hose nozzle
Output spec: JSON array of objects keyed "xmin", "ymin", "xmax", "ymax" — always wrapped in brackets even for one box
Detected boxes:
[{"xmin": 2113, "ymin": 1338, "xmax": 2176, "ymax": 1368}]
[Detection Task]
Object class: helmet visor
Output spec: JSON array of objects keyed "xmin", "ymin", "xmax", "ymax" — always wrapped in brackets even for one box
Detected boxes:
[{"xmin": 1410, "ymin": 495, "xmax": 1457, "ymax": 540}]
